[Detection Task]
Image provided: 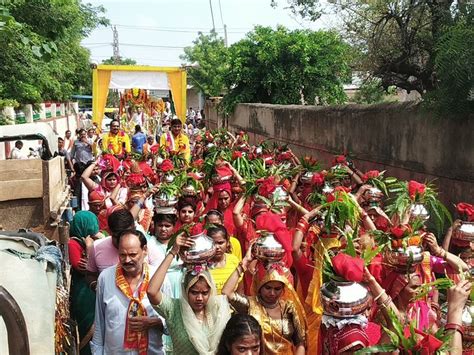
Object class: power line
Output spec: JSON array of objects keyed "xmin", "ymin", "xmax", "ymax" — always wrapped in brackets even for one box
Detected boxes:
[
  {"xmin": 83, "ymin": 42, "xmax": 187, "ymax": 50},
  {"xmin": 105, "ymin": 24, "xmax": 250, "ymax": 34}
]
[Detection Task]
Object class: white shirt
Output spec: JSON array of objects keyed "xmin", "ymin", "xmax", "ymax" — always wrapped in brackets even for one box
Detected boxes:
[
  {"xmin": 10, "ymin": 147, "xmax": 27, "ymax": 159},
  {"xmin": 91, "ymin": 264, "xmax": 165, "ymax": 355}
]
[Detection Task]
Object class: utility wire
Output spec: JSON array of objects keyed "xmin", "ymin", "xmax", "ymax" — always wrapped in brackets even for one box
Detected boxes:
[{"xmin": 83, "ymin": 42, "xmax": 187, "ymax": 49}]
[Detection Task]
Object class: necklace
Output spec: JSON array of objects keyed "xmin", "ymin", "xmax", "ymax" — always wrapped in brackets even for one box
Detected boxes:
[
  {"xmin": 261, "ymin": 300, "xmax": 284, "ymax": 353},
  {"xmin": 257, "ymin": 296, "xmax": 279, "ymax": 309}
]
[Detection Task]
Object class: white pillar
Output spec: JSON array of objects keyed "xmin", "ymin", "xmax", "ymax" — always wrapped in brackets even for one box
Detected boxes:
[
  {"xmin": 2, "ymin": 106, "xmax": 15, "ymax": 125},
  {"xmin": 72, "ymin": 101, "xmax": 79, "ymax": 114},
  {"xmin": 60, "ymin": 103, "xmax": 65, "ymax": 116},
  {"xmin": 51, "ymin": 103, "xmax": 57, "ymax": 117},
  {"xmin": 24, "ymin": 104, "xmax": 34, "ymax": 123},
  {"xmin": 39, "ymin": 103, "xmax": 46, "ymax": 119}
]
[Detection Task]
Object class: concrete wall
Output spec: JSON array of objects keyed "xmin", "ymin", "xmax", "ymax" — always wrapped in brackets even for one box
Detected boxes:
[
  {"xmin": 0, "ymin": 113, "xmax": 78, "ymax": 160},
  {"xmin": 223, "ymin": 102, "xmax": 474, "ymax": 208}
]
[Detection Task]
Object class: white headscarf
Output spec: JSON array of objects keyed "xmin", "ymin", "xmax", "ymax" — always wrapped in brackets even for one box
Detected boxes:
[{"xmin": 179, "ymin": 270, "xmax": 231, "ymax": 355}]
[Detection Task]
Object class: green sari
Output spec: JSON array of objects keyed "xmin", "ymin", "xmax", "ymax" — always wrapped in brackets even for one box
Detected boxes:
[{"xmin": 69, "ymin": 211, "xmax": 99, "ymax": 355}]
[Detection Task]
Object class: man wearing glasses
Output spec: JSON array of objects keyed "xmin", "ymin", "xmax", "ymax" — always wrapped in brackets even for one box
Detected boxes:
[{"xmin": 101, "ymin": 119, "xmax": 131, "ymax": 155}]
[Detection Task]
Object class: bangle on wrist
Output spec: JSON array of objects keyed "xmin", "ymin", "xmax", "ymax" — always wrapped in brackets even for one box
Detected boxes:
[
  {"xmin": 168, "ymin": 249, "xmax": 178, "ymax": 257},
  {"xmin": 380, "ymin": 295, "xmax": 393, "ymax": 309},
  {"xmin": 445, "ymin": 323, "xmax": 464, "ymax": 336},
  {"xmin": 374, "ymin": 290, "xmax": 386, "ymax": 303}
]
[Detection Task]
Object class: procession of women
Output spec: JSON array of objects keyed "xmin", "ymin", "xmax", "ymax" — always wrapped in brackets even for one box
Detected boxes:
[{"xmin": 67, "ymin": 114, "xmax": 474, "ymax": 355}]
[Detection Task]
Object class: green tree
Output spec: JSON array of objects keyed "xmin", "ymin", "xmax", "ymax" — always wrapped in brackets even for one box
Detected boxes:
[
  {"xmin": 0, "ymin": 0, "xmax": 108, "ymax": 103},
  {"xmin": 274, "ymin": 0, "xmax": 474, "ymax": 114},
  {"xmin": 426, "ymin": 18, "xmax": 474, "ymax": 114},
  {"xmin": 222, "ymin": 26, "xmax": 351, "ymax": 113},
  {"xmin": 102, "ymin": 56, "xmax": 137, "ymax": 65},
  {"xmin": 180, "ymin": 30, "xmax": 228, "ymax": 97}
]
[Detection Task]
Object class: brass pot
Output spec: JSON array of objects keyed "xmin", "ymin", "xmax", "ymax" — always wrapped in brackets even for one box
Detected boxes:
[
  {"xmin": 453, "ymin": 222, "xmax": 474, "ymax": 242},
  {"xmin": 154, "ymin": 193, "xmax": 178, "ymax": 207},
  {"xmin": 300, "ymin": 171, "xmax": 314, "ymax": 184},
  {"xmin": 179, "ymin": 232, "xmax": 216, "ymax": 264},
  {"xmin": 164, "ymin": 174, "xmax": 175, "ymax": 183},
  {"xmin": 321, "ymin": 281, "xmax": 371, "ymax": 318},
  {"xmin": 384, "ymin": 246, "xmax": 424, "ymax": 272},
  {"xmin": 441, "ymin": 301, "xmax": 474, "ymax": 341},
  {"xmin": 364, "ymin": 187, "xmax": 384, "ymax": 203},
  {"xmin": 211, "ymin": 174, "xmax": 232, "ymax": 185},
  {"xmin": 322, "ymin": 183, "xmax": 334, "ymax": 195},
  {"xmin": 252, "ymin": 233, "xmax": 285, "ymax": 263},
  {"xmin": 273, "ymin": 185, "xmax": 288, "ymax": 202},
  {"xmin": 409, "ymin": 203, "xmax": 430, "ymax": 222},
  {"xmin": 182, "ymin": 185, "xmax": 198, "ymax": 196}
]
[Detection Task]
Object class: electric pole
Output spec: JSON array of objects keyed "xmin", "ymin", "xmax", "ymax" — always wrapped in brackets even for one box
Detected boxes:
[
  {"xmin": 209, "ymin": 0, "xmax": 216, "ymax": 31},
  {"xmin": 112, "ymin": 25, "xmax": 120, "ymax": 64}
]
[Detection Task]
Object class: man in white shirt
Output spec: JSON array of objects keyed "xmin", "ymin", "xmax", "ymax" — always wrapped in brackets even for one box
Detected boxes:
[
  {"xmin": 10, "ymin": 141, "xmax": 27, "ymax": 159},
  {"xmin": 91, "ymin": 230, "xmax": 165, "ymax": 355},
  {"xmin": 64, "ymin": 130, "xmax": 74, "ymax": 154}
]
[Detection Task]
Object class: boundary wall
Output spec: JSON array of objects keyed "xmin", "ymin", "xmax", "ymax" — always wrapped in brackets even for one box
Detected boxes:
[{"xmin": 207, "ymin": 101, "xmax": 474, "ymax": 209}]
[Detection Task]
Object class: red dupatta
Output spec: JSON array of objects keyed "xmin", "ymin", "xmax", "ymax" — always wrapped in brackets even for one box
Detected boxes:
[{"xmin": 205, "ymin": 180, "xmax": 236, "ymax": 236}]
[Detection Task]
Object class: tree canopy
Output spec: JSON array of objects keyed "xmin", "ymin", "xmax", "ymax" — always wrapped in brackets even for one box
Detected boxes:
[
  {"xmin": 180, "ymin": 30, "xmax": 228, "ymax": 97},
  {"xmin": 182, "ymin": 26, "xmax": 351, "ymax": 113},
  {"xmin": 102, "ymin": 56, "xmax": 137, "ymax": 65},
  {"xmin": 0, "ymin": 0, "xmax": 108, "ymax": 105},
  {"xmin": 273, "ymin": 0, "xmax": 474, "ymax": 114}
]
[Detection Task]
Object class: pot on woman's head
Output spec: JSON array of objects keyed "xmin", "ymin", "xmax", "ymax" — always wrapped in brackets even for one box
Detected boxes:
[
  {"xmin": 409, "ymin": 203, "xmax": 430, "ymax": 222},
  {"xmin": 252, "ymin": 233, "xmax": 285, "ymax": 263},
  {"xmin": 179, "ymin": 231, "xmax": 216, "ymax": 265},
  {"xmin": 321, "ymin": 281, "xmax": 371, "ymax": 318},
  {"xmin": 384, "ymin": 245, "xmax": 424, "ymax": 273},
  {"xmin": 154, "ymin": 193, "xmax": 178, "ymax": 207},
  {"xmin": 453, "ymin": 222, "xmax": 474, "ymax": 242}
]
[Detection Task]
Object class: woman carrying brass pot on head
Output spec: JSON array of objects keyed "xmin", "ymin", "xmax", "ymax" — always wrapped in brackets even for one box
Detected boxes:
[{"xmin": 222, "ymin": 246, "xmax": 307, "ymax": 355}]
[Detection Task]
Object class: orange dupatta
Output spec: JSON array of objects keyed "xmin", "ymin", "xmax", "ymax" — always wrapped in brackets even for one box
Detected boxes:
[{"xmin": 115, "ymin": 263, "xmax": 150, "ymax": 355}]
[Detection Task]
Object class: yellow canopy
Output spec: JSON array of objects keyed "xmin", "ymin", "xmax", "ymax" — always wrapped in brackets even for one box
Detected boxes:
[{"xmin": 92, "ymin": 65, "xmax": 187, "ymax": 128}]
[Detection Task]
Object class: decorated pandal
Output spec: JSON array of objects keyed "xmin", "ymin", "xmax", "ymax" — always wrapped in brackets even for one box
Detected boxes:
[
  {"xmin": 85, "ymin": 126, "xmax": 474, "ymax": 354},
  {"xmin": 118, "ymin": 88, "xmax": 168, "ymax": 136}
]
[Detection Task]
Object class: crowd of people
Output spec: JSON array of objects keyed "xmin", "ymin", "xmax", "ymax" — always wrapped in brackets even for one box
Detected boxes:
[{"xmin": 64, "ymin": 114, "xmax": 474, "ymax": 355}]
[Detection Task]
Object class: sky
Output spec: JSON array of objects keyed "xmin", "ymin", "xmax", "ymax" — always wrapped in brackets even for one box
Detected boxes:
[{"xmin": 82, "ymin": 0, "xmax": 337, "ymax": 67}]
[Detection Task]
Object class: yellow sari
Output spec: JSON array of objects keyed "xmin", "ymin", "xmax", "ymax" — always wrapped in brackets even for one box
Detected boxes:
[
  {"xmin": 242, "ymin": 265, "xmax": 307, "ymax": 354},
  {"xmin": 304, "ymin": 236, "xmax": 341, "ymax": 354}
]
